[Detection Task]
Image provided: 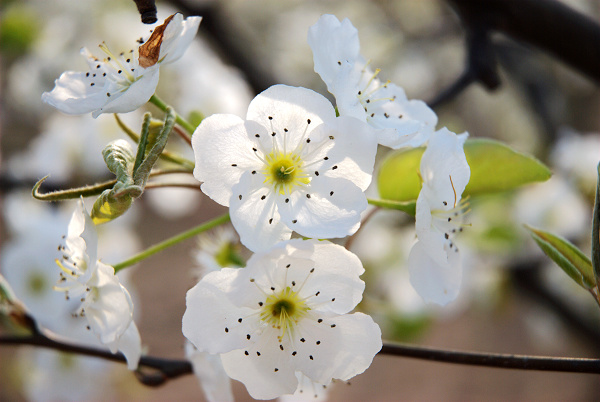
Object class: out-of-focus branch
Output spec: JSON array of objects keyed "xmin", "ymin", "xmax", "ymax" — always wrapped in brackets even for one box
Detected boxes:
[
  {"xmin": 448, "ymin": 0, "xmax": 600, "ymax": 84},
  {"xmin": 510, "ymin": 265, "xmax": 600, "ymax": 350},
  {"xmin": 0, "ymin": 331, "xmax": 192, "ymax": 386},
  {"xmin": 133, "ymin": 0, "xmax": 158, "ymax": 24},
  {"xmin": 431, "ymin": 0, "xmax": 600, "ymax": 108},
  {"xmin": 165, "ymin": 0, "xmax": 277, "ymax": 95}
]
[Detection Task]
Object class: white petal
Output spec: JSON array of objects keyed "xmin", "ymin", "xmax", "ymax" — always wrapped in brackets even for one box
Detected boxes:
[
  {"xmin": 192, "ymin": 114, "xmax": 265, "ymax": 206},
  {"xmin": 370, "ymin": 85, "xmax": 437, "ymax": 148},
  {"xmin": 311, "ymin": 116, "xmax": 377, "ymax": 191},
  {"xmin": 106, "ymin": 320, "xmax": 142, "ymax": 370},
  {"xmin": 246, "ymin": 85, "xmax": 336, "ymax": 140},
  {"xmin": 85, "ymin": 262, "xmax": 133, "ymax": 347},
  {"xmin": 185, "ymin": 342, "xmax": 234, "ymax": 402},
  {"xmin": 92, "ymin": 67, "xmax": 160, "ymax": 117},
  {"xmin": 420, "ymin": 128, "xmax": 470, "ymax": 207},
  {"xmin": 229, "ymin": 171, "xmax": 292, "ymax": 252},
  {"xmin": 41, "ymin": 71, "xmax": 110, "ymax": 115},
  {"xmin": 220, "ymin": 328, "xmax": 299, "ymax": 400},
  {"xmin": 159, "ymin": 15, "xmax": 202, "ymax": 65},
  {"xmin": 407, "ymin": 239, "xmax": 462, "ymax": 305},
  {"xmin": 293, "ymin": 313, "xmax": 381, "ymax": 384},
  {"xmin": 278, "ymin": 175, "xmax": 366, "ymax": 239},
  {"xmin": 281, "ymin": 240, "xmax": 366, "ymax": 315},
  {"xmin": 182, "ymin": 268, "xmax": 261, "ymax": 354},
  {"xmin": 308, "ymin": 14, "xmax": 360, "ymax": 89},
  {"xmin": 280, "ymin": 373, "xmax": 330, "ymax": 402}
]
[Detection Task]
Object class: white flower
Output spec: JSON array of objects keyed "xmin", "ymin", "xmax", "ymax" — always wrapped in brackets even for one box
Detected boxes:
[
  {"xmin": 308, "ymin": 14, "xmax": 437, "ymax": 149},
  {"xmin": 182, "ymin": 239, "xmax": 382, "ymax": 400},
  {"xmin": 192, "ymin": 84, "xmax": 378, "ymax": 252},
  {"xmin": 41, "ymin": 13, "xmax": 201, "ymax": 118},
  {"xmin": 54, "ymin": 200, "xmax": 141, "ymax": 369},
  {"xmin": 407, "ymin": 128, "xmax": 470, "ymax": 305}
]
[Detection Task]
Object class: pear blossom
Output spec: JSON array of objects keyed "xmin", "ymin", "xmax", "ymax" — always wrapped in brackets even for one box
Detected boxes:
[
  {"xmin": 182, "ymin": 239, "xmax": 382, "ymax": 400},
  {"xmin": 54, "ymin": 200, "xmax": 141, "ymax": 369},
  {"xmin": 42, "ymin": 13, "xmax": 201, "ymax": 118},
  {"xmin": 408, "ymin": 128, "xmax": 470, "ymax": 305},
  {"xmin": 192, "ymin": 84, "xmax": 378, "ymax": 252},
  {"xmin": 193, "ymin": 226, "xmax": 244, "ymax": 277},
  {"xmin": 308, "ymin": 14, "xmax": 437, "ymax": 148}
]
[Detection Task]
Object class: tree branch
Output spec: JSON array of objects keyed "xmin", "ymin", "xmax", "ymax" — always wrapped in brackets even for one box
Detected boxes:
[
  {"xmin": 447, "ymin": 0, "xmax": 600, "ymax": 84},
  {"xmin": 3, "ymin": 332, "xmax": 599, "ymax": 389}
]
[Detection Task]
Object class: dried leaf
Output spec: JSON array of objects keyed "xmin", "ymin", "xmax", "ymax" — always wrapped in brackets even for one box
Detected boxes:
[{"xmin": 138, "ymin": 14, "xmax": 174, "ymax": 68}]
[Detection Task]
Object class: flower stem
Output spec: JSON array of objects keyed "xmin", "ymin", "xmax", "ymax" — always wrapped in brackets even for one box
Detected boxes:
[
  {"xmin": 367, "ymin": 198, "xmax": 415, "ymax": 215},
  {"xmin": 149, "ymin": 95, "xmax": 196, "ymax": 136},
  {"xmin": 112, "ymin": 213, "xmax": 230, "ymax": 272}
]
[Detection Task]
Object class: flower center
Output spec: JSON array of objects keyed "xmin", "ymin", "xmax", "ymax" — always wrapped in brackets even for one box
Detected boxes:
[
  {"xmin": 28, "ymin": 272, "xmax": 47, "ymax": 295},
  {"xmin": 259, "ymin": 286, "xmax": 310, "ymax": 342},
  {"xmin": 263, "ymin": 151, "xmax": 309, "ymax": 195}
]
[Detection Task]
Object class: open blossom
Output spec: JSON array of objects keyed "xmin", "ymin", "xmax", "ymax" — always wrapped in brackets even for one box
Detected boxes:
[
  {"xmin": 42, "ymin": 13, "xmax": 201, "ymax": 118},
  {"xmin": 408, "ymin": 128, "xmax": 470, "ymax": 305},
  {"xmin": 308, "ymin": 14, "xmax": 437, "ymax": 148},
  {"xmin": 55, "ymin": 200, "xmax": 141, "ymax": 369},
  {"xmin": 182, "ymin": 239, "xmax": 382, "ymax": 400},
  {"xmin": 192, "ymin": 84, "xmax": 377, "ymax": 252}
]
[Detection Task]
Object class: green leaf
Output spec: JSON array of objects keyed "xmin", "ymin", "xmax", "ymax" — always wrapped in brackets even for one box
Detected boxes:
[
  {"xmin": 463, "ymin": 139, "xmax": 552, "ymax": 196},
  {"xmin": 377, "ymin": 138, "xmax": 552, "ymax": 204},
  {"xmin": 592, "ymin": 162, "xmax": 600, "ymax": 287},
  {"xmin": 90, "ymin": 188, "xmax": 135, "ymax": 225},
  {"xmin": 103, "ymin": 140, "xmax": 136, "ymax": 185},
  {"xmin": 377, "ymin": 147, "xmax": 423, "ymax": 203},
  {"xmin": 524, "ymin": 225, "xmax": 595, "ymax": 290}
]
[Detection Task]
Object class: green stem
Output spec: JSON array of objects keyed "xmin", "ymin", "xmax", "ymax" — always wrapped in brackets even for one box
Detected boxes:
[
  {"xmin": 149, "ymin": 95, "xmax": 196, "ymax": 135},
  {"xmin": 367, "ymin": 198, "xmax": 416, "ymax": 215},
  {"xmin": 112, "ymin": 213, "xmax": 230, "ymax": 272}
]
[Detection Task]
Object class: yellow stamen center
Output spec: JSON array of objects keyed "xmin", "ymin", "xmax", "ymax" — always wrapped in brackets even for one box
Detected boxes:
[
  {"xmin": 259, "ymin": 286, "xmax": 310, "ymax": 342},
  {"xmin": 263, "ymin": 151, "xmax": 309, "ymax": 195}
]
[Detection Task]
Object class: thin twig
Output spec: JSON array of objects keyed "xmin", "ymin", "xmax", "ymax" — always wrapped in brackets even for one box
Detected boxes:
[
  {"xmin": 3, "ymin": 333, "xmax": 599, "ymax": 390},
  {"xmin": 172, "ymin": 125, "xmax": 192, "ymax": 146},
  {"xmin": 381, "ymin": 342, "xmax": 600, "ymax": 374}
]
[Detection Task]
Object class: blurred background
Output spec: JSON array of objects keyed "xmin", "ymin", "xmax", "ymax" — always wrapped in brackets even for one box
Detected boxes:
[{"xmin": 1, "ymin": 0, "xmax": 599, "ymax": 400}]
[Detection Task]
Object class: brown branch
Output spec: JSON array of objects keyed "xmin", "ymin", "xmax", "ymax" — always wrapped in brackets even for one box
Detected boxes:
[{"xmin": 133, "ymin": 0, "xmax": 157, "ymax": 24}]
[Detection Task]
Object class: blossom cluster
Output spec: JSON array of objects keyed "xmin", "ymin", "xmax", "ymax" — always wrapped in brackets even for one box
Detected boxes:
[{"xmin": 8, "ymin": 11, "xmax": 471, "ymax": 402}]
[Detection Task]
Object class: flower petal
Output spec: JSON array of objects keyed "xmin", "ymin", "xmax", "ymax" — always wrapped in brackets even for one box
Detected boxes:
[
  {"xmin": 193, "ymin": 115, "xmax": 265, "ymax": 206},
  {"xmin": 159, "ymin": 14, "xmax": 202, "ymax": 65},
  {"xmin": 278, "ymin": 175, "xmax": 367, "ymax": 239},
  {"xmin": 185, "ymin": 342, "xmax": 234, "ymax": 402},
  {"xmin": 220, "ymin": 329, "xmax": 299, "ymax": 400},
  {"xmin": 420, "ymin": 128, "xmax": 470, "ymax": 208},
  {"xmin": 106, "ymin": 320, "xmax": 142, "ymax": 370},
  {"xmin": 85, "ymin": 262, "xmax": 133, "ymax": 346},
  {"xmin": 41, "ymin": 71, "xmax": 110, "ymax": 115},
  {"xmin": 310, "ymin": 116, "xmax": 377, "ymax": 191},
  {"xmin": 246, "ymin": 85, "xmax": 336, "ymax": 143},
  {"xmin": 229, "ymin": 171, "xmax": 292, "ymax": 252},
  {"xmin": 183, "ymin": 268, "xmax": 261, "ymax": 354},
  {"xmin": 407, "ymin": 239, "xmax": 462, "ymax": 305},
  {"xmin": 293, "ymin": 312, "xmax": 381, "ymax": 384},
  {"xmin": 308, "ymin": 14, "xmax": 360, "ymax": 89},
  {"xmin": 91, "ymin": 66, "xmax": 160, "ymax": 117}
]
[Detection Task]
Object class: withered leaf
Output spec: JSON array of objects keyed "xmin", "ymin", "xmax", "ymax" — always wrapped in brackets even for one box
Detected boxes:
[{"xmin": 138, "ymin": 14, "xmax": 175, "ymax": 68}]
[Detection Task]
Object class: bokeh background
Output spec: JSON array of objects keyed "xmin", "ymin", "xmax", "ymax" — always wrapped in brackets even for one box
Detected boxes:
[{"xmin": 1, "ymin": 0, "xmax": 599, "ymax": 400}]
